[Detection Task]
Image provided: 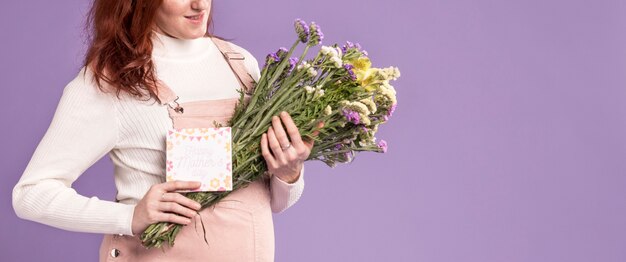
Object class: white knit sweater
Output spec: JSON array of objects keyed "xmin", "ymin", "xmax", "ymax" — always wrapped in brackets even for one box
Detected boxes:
[{"xmin": 12, "ymin": 32, "xmax": 305, "ymax": 236}]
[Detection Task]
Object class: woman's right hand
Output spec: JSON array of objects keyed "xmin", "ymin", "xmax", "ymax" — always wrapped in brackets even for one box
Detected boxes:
[{"xmin": 131, "ymin": 181, "xmax": 202, "ymax": 235}]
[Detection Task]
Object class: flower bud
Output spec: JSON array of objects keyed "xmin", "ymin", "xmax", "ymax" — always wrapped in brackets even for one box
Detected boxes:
[
  {"xmin": 308, "ymin": 22, "xmax": 324, "ymax": 46},
  {"xmin": 294, "ymin": 19, "xmax": 310, "ymax": 43}
]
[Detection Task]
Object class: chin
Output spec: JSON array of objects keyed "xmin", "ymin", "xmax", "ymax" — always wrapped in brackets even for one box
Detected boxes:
[
  {"xmin": 192, "ymin": 27, "xmax": 208, "ymax": 37},
  {"xmin": 181, "ymin": 30, "xmax": 207, "ymax": 39}
]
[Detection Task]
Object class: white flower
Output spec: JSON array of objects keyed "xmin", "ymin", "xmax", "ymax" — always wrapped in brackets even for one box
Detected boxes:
[
  {"xmin": 324, "ymin": 105, "xmax": 332, "ymax": 115},
  {"xmin": 331, "ymin": 57, "xmax": 343, "ymax": 68},
  {"xmin": 379, "ymin": 82, "xmax": 397, "ymax": 96},
  {"xmin": 350, "ymin": 101, "xmax": 371, "ymax": 116},
  {"xmin": 297, "ymin": 61, "xmax": 311, "ymax": 70},
  {"xmin": 329, "ymin": 48, "xmax": 339, "ymax": 58},
  {"xmin": 359, "ymin": 98, "xmax": 377, "ymax": 113},
  {"xmin": 360, "ymin": 115, "xmax": 371, "ymax": 125},
  {"xmin": 371, "ymin": 124, "xmax": 379, "ymax": 134},
  {"xmin": 380, "ymin": 66, "xmax": 401, "ymax": 81},
  {"xmin": 304, "ymin": 85, "xmax": 315, "ymax": 94},
  {"xmin": 314, "ymin": 88, "xmax": 325, "ymax": 99},
  {"xmin": 307, "ymin": 67, "xmax": 318, "ymax": 77},
  {"xmin": 335, "ymin": 46, "xmax": 343, "ymax": 57},
  {"xmin": 321, "ymin": 46, "xmax": 333, "ymax": 55},
  {"xmin": 392, "ymin": 67, "xmax": 401, "ymax": 80},
  {"xmin": 322, "ymin": 46, "xmax": 341, "ymax": 59},
  {"xmin": 374, "ymin": 85, "xmax": 397, "ymax": 108}
]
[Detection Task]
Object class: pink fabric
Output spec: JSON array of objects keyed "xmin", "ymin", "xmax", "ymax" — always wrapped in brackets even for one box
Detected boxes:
[
  {"xmin": 167, "ymin": 97, "xmax": 250, "ymax": 128},
  {"xmin": 99, "ymin": 98, "xmax": 275, "ymax": 262},
  {"xmin": 99, "ymin": 180, "xmax": 274, "ymax": 262},
  {"xmin": 211, "ymin": 38, "xmax": 256, "ymax": 94},
  {"xmin": 98, "ymin": 37, "xmax": 275, "ymax": 261}
]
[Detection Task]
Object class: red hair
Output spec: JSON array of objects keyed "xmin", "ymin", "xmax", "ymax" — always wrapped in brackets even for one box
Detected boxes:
[{"xmin": 84, "ymin": 0, "xmax": 214, "ymax": 101}]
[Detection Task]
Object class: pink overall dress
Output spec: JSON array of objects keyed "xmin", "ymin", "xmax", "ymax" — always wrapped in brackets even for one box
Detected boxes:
[{"xmin": 98, "ymin": 38, "xmax": 275, "ymax": 262}]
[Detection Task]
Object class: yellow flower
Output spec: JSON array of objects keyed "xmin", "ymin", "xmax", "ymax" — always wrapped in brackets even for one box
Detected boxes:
[
  {"xmin": 352, "ymin": 57, "xmax": 371, "ymax": 73},
  {"xmin": 350, "ymin": 57, "xmax": 371, "ymax": 81}
]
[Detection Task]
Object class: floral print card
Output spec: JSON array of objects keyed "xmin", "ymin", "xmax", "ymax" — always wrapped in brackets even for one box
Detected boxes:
[{"xmin": 166, "ymin": 127, "xmax": 232, "ymax": 192}]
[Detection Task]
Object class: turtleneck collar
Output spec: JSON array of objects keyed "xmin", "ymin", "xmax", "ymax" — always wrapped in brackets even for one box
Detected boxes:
[{"xmin": 151, "ymin": 31, "xmax": 215, "ymax": 60}]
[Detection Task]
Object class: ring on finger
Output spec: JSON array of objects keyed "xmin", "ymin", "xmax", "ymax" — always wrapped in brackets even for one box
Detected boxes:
[
  {"xmin": 161, "ymin": 193, "xmax": 167, "ymax": 201},
  {"xmin": 281, "ymin": 142, "xmax": 291, "ymax": 151}
]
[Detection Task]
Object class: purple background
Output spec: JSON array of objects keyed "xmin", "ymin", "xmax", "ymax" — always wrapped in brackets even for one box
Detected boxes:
[{"xmin": 2, "ymin": 0, "xmax": 626, "ymax": 261}]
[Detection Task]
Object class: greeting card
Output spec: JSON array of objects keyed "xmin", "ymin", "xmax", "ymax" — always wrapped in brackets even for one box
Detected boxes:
[{"xmin": 166, "ymin": 127, "xmax": 232, "ymax": 192}]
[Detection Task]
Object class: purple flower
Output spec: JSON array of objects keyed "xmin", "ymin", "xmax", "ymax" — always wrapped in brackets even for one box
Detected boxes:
[
  {"xmin": 341, "ymin": 41, "xmax": 354, "ymax": 53},
  {"xmin": 342, "ymin": 109, "xmax": 360, "ymax": 125},
  {"xmin": 342, "ymin": 41, "xmax": 363, "ymax": 52},
  {"xmin": 342, "ymin": 41, "xmax": 368, "ymax": 57},
  {"xmin": 377, "ymin": 140, "xmax": 388, "ymax": 153},
  {"xmin": 343, "ymin": 64, "xmax": 357, "ymax": 80},
  {"xmin": 276, "ymin": 47, "xmax": 289, "ymax": 59},
  {"xmin": 308, "ymin": 22, "xmax": 324, "ymax": 46},
  {"xmin": 264, "ymin": 53, "xmax": 280, "ymax": 67},
  {"xmin": 294, "ymin": 19, "xmax": 310, "ymax": 43},
  {"xmin": 342, "ymin": 151, "xmax": 354, "ymax": 162},
  {"xmin": 288, "ymin": 57, "xmax": 299, "ymax": 73},
  {"xmin": 388, "ymin": 104, "xmax": 397, "ymax": 117}
]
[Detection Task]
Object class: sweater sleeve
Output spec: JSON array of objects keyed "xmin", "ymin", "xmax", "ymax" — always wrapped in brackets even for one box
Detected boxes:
[
  {"xmin": 229, "ymin": 43, "xmax": 306, "ymax": 213},
  {"xmin": 12, "ymin": 69, "xmax": 136, "ymax": 235},
  {"xmin": 269, "ymin": 167, "xmax": 305, "ymax": 213}
]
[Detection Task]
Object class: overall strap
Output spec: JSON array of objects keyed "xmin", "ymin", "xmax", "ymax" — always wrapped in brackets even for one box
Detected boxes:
[
  {"xmin": 156, "ymin": 37, "xmax": 257, "ymax": 111},
  {"xmin": 210, "ymin": 37, "xmax": 256, "ymax": 94}
]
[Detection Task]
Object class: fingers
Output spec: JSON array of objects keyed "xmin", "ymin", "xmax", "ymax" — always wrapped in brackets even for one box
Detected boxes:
[
  {"xmin": 159, "ymin": 212, "xmax": 193, "ymax": 225},
  {"xmin": 303, "ymin": 121, "xmax": 325, "ymax": 149},
  {"xmin": 161, "ymin": 192, "xmax": 202, "ymax": 211},
  {"xmin": 267, "ymin": 127, "xmax": 286, "ymax": 163},
  {"xmin": 278, "ymin": 112, "xmax": 305, "ymax": 148},
  {"xmin": 272, "ymin": 115, "xmax": 298, "ymax": 149},
  {"xmin": 159, "ymin": 201, "xmax": 198, "ymax": 220},
  {"xmin": 160, "ymin": 180, "xmax": 201, "ymax": 192},
  {"xmin": 312, "ymin": 121, "xmax": 325, "ymax": 137},
  {"xmin": 261, "ymin": 133, "xmax": 277, "ymax": 168},
  {"xmin": 154, "ymin": 181, "xmax": 202, "ymax": 225}
]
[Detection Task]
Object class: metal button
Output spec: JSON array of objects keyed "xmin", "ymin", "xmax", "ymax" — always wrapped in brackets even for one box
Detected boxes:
[{"xmin": 110, "ymin": 248, "xmax": 121, "ymax": 258}]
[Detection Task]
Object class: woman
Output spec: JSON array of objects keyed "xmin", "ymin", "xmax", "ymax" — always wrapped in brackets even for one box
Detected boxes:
[{"xmin": 12, "ymin": 0, "xmax": 313, "ymax": 261}]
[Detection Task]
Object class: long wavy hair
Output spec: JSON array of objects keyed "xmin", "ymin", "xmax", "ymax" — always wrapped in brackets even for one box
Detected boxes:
[{"xmin": 84, "ymin": 0, "xmax": 214, "ymax": 100}]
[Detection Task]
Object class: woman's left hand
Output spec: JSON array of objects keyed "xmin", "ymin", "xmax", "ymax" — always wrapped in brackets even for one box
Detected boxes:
[{"xmin": 260, "ymin": 111, "xmax": 321, "ymax": 183}]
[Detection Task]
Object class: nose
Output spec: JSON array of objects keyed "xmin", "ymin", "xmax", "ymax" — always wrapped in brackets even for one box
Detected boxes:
[{"xmin": 191, "ymin": 0, "xmax": 210, "ymax": 10}]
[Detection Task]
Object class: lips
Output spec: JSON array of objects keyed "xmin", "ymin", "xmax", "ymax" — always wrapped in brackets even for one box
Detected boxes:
[{"xmin": 184, "ymin": 12, "xmax": 204, "ymax": 21}]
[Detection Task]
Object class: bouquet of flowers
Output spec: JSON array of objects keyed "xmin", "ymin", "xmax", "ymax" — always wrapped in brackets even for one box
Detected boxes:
[{"xmin": 140, "ymin": 19, "xmax": 400, "ymax": 248}]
